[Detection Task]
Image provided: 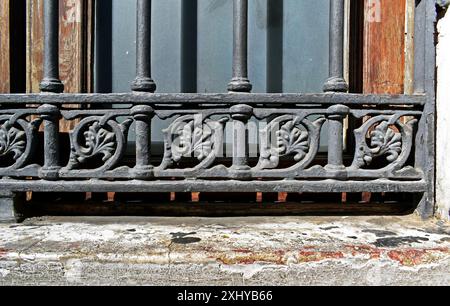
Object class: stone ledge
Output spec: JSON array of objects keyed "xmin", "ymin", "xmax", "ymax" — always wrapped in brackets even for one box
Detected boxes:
[{"xmin": 0, "ymin": 215, "xmax": 449, "ymax": 286}]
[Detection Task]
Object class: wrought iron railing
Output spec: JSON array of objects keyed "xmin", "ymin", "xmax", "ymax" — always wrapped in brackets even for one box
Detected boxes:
[{"xmin": 0, "ymin": 0, "xmax": 437, "ymax": 221}]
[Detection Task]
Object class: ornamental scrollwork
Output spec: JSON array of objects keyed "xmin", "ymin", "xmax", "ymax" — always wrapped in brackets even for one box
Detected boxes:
[
  {"xmin": 160, "ymin": 114, "xmax": 228, "ymax": 169},
  {"xmin": 364, "ymin": 121, "xmax": 402, "ymax": 165},
  {"xmin": 0, "ymin": 115, "xmax": 40, "ymax": 170},
  {"xmin": 66, "ymin": 116, "xmax": 132, "ymax": 171},
  {"xmin": 276, "ymin": 118, "xmax": 310, "ymax": 162},
  {"xmin": 0, "ymin": 121, "xmax": 26, "ymax": 161},
  {"xmin": 257, "ymin": 115, "xmax": 326, "ymax": 170},
  {"xmin": 351, "ymin": 115, "xmax": 417, "ymax": 170}
]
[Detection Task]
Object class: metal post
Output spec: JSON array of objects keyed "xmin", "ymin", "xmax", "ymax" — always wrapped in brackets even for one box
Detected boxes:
[
  {"xmin": 131, "ymin": 0, "xmax": 156, "ymax": 92},
  {"xmin": 132, "ymin": 105, "xmax": 154, "ymax": 179},
  {"xmin": 323, "ymin": 0, "xmax": 348, "ymax": 93},
  {"xmin": 228, "ymin": 0, "xmax": 252, "ymax": 93},
  {"xmin": 39, "ymin": 0, "xmax": 64, "ymax": 93},
  {"xmin": 326, "ymin": 105, "xmax": 349, "ymax": 172},
  {"xmin": 39, "ymin": 104, "xmax": 61, "ymax": 180},
  {"xmin": 230, "ymin": 104, "xmax": 253, "ymax": 173}
]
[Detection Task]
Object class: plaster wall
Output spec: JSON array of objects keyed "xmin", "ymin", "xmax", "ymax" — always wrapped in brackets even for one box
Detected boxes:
[{"xmin": 436, "ymin": 5, "xmax": 450, "ymax": 221}]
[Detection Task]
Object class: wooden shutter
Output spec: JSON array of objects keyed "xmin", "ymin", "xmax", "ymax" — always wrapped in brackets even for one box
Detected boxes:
[{"xmin": 363, "ymin": 0, "xmax": 409, "ymax": 94}]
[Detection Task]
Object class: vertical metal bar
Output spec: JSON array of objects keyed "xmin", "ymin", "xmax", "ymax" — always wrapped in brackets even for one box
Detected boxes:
[
  {"xmin": 132, "ymin": 106, "xmax": 154, "ymax": 179},
  {"xmin": 39, "ymin": 104, "xmax": 61, "ymax": 180},
  {"xmin": 233, "ymin": 120, "xmax": 248, "ymax": 167},
  {"xmin": 328, "ymin": 119, "xmax": 344, "ymax": 166},
  {"xmin": 324, "ymin": 0, "xmax": 348, "ymax": 176},
  {"xmin": 326, "ymin": 105, "xmax": 349, "ymax": 172},
  {"xmin": 132, "ymin": 0, "xmax": 155, "ymax": 179},
  {"xmin": 414, "ymin": 0, "xmax": 437, "ymax": 218},
  {"xmin": 132, "ymin": 0, "xmax": 156, "ymax": 92},
  {"xmin": 228, "ymin": 0, "xmax": 252, "ymax": 93},
  {"xmin": 230, "ymin": 105, "xmax": 253, "ymax": 175},
  {"xmin": 39, "ymin": 0, "xmax": 64, "ymax": 93},
  {"xmin": 323, "ymin": 0, "xmax": 348, "ymax": 93},
  {"xmin": 413, "ymin": 0, "xmax": 425, "ymax": 94},
  {"xmin": 38, "ymin": 0, "xmax": 62, "ymax": 180}
]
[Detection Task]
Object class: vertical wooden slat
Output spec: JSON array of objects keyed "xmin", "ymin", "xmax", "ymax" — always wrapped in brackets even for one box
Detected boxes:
[
  {"xmin": 0, "ymin": 0, "xmax": 11, "ymax": 93},
  {"xmin": 27, "ymin": 0, "xmax": 92, "ymax": 130},
  {"xmin": 27, "ymin": 0, "xmax": 43, "ymax": 93},
  {"xmin": 363, "ymin": 0, "xmax": 406, "ymax": 94},
  {"xmin": 59, "ymin": 0, "xmax": 84, "ymax": 93},
  {"xmin": 85, "ymin": 0, "xmax": 94, "ymax": 94},
  {"xmin": 404, "ymin": 0, "xmax": 415, "ymax": 95}
]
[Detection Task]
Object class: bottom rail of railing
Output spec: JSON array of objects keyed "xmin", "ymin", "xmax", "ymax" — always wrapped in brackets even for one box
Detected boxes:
[{"xmin": 0, "ymin": 178, "xmax": 428, "ymax": 193}]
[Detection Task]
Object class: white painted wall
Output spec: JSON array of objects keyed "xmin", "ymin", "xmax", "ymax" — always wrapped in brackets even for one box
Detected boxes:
[{"xmin": 436, "ymin": 7, "xmax": 450, "ymax": 221}]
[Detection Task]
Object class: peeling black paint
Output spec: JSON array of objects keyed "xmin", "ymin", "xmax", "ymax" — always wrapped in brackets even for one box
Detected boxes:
[
  {"xmin": 171, "ymin": 232, "xmax": 202, "ymax": 245},
  {"xmin": 362, "ymin": 229, "xmax": 398, "ymax": 237},
  {"xmin": 374, "ymin": 236, "xmax": 430, "ymax": 248}
]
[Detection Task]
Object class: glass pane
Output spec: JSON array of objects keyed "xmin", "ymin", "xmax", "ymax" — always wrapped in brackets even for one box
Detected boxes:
[
  {"xmin": 283, "ymin": 0, "xmax": 329, "ymax": 93},
  {"xmin": 94, "ymin": 0, "xmax": 331, "ymax": 149},
  {"xmin": 95, "ymin": 0, "xmax": 330, "ymax": 93}
]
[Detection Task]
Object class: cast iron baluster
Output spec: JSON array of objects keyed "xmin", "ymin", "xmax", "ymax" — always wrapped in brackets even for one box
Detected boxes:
[
  {"xmin": 323, "ymin": 0, "xmax": 348, "ymax": 93},
  {"xmin": 39, "ymin": 104, "xmax": 61, "ymax": 180},
  {"xmin": 132, "ymin": 106, "xmax": 155, "ymax": 179},
  {"xmin": 230, "ymin": 105, "xmax": 253, "ymax": 177},
  {"xmin": 326, "ymin": 105, "xmax": 349, "ymax": 172},
  {"xmin": 131, "ymin": 0, "xmax": 155, "ymax": 179},
  {"xmin": 228, "ymin": 0, "xmax": 252, "ymax": 93},
  {"xmin": 131, "ymin": 0, "xmax": 156, "ymax": 92},
  {"xmin": 39, "ymin": 0, "xmax": 62, "ymax": 180},
  {"xmin": 324, "ymin": 0, "xmax": 348, "ymax": 174},
  {"xmin": 39, "ymin": 0, "xmax": 64, "ymax": 93}
]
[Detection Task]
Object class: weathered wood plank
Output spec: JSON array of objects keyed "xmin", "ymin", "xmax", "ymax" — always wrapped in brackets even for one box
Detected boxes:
[
  {"xmin": 363, "ymin": 0, "xmax": 406, "ymax": 94},
  {"xmin": 0, "ymin": 0, "xmax": 10, "ymax": 93},
  {"xmin": 27, "ymin": 0, "xmax": 90, "ymax": 94},
  {"xmin": 26, "ymin": 0, "xmax": 43, "ymax": 93},
  {"xmin": 26, "ymin": 0, "xmax": 92, "ymax": 131}
]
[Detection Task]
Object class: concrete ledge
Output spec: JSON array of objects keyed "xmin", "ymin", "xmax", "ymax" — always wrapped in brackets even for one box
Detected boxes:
[{"xmin": 0, "ymin": 215, "xmax": 449, "ymax": 286}]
